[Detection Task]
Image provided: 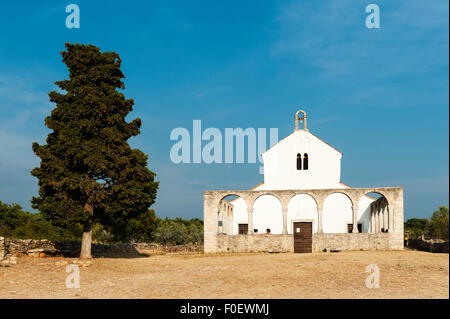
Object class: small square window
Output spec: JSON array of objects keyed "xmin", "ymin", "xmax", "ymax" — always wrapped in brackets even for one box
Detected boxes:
[{"xmin": 238, "ymin": 224, "xmax": 248, "ymax": 235}]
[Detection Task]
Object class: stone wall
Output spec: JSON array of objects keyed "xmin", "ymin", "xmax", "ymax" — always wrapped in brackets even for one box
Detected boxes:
[
  {"xmin": 313, "ymin": 233, "xmax": 403, "ymax": 251},
  {"xmin": 212, "ymin": 233, "xmax": 403, "ymax": 253},
  {"xmin": 0, "ymin": 237, "xmax": 5, "ymax": 260},
  {"xmin": 5, "ymin": 238, "xmax": 58, "ymax": 256},
  {"xmin": 216, "ymin": 234, "xmax": 292, "ymax": 253},
  {"xmin": 408, "ymin": 238, "xmax": 449, "ymax": 253},
  {"xmin": 1, "ymin": 238, "xmax": 202, "ymax": 258}
]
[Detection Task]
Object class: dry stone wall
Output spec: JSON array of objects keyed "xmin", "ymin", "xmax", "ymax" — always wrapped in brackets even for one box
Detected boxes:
[
  {"xmin": 0, "ymin": 237, "xmax": 5, "ymax": 260},
  {"xmin": 0, "ymin": 238, "xmax": 202, "ymax": 258},
  {"xmin": 408, "ymin": 238, "xmax": 449, "ymax": 253}
]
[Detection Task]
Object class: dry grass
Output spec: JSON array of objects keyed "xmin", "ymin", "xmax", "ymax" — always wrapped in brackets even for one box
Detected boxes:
[{"xmin": 0, "ymin": 250, "xmax": 448, "ymax": 299}]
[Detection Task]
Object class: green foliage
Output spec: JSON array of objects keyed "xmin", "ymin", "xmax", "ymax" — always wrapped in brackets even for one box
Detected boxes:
[
  {"xmin": 404, "ymin": 206, "xmax": 449, "ymax": 240},
  {"xmin": 0, "ymin": 201, "xmax": 27, "ymax": 237},
  {"xmin": 153, "ymin": 218, "xmax": 203, "ymax": 245},
  {"xmin": 404, "ymin": 218, "xmax": 429, "ymax": 239},
  {"xmin": 30, "ymin": 43, "xmax": 158, "ymax": 240},
  {"xmin": 92, "ymin": 223, "xmax": 115, "ymax": 244},
  {"xmin": 0, "ymin": 200, "xmax": 81, "ymax": 240},
  {"xmin": 1, "ymin": 200, "xmax": 203, "ymax": 244},
  {"xmin": 110, "ymin": 209, "xmax": 159, "ymax": 243},
  {"xmin": 429, "ymin": 206, "xmax": 449, "ymax": 240}
]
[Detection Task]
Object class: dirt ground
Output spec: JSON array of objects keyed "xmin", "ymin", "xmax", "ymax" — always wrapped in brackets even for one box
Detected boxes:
[{"xmin": 0, "ymin": 250, "xmax": 448, "ymax": 299}]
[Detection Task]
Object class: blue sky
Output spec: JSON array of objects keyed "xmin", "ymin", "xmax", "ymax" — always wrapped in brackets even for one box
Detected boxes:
[{"xmin": 0, "ymin": 0, "xmax": 448, "ymax": 220}]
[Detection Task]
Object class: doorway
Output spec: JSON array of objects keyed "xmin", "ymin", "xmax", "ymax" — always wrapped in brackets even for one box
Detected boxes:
[{"xmin": 293, "ymin": 222, "xmax": 312, "ymax": 253}]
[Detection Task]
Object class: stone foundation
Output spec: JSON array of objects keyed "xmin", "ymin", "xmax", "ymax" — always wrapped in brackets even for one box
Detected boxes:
[
  {"xmin": 211, "ymin": 233, "xmax": 403, "ymax": 253},
  {"xmin": 313, "ymin": 233, "xmax": 403, "ymax": 251},
  {"xmin": 216, "ymin": 234, "xmax": 292, "ymax": 253}
]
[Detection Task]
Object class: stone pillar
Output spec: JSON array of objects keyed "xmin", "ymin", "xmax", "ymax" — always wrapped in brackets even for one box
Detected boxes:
[
  {"xmin": 383, "ymin": 205, "xmax": 388, "ymax": 232},
  {"xmin": 374, "ymin": 206, "xmax": 377, "ymax": 233},
  {"xmin": 282, "ymin": 208, "xmax": 288, "ymax": 234},
  {"xmin": 370, "ymin": 205, "xmax": 374, "ymax": 233},
  {"xmin": 247, "ymin": 209, "xmax": 254, "ymax": 234},
  {"xmin": 351, "ymin": 204, "xmax": 359, "ymax": 233},
  {"xmin": 317, "ymin": 201, "xmax": 324, "ymax": 234},
  {"xmin": 377, "ymin": 205, "xmax": 382, "ymax": 233},
  {"xmin": 387, "ymin": 204, "xmax": 394, "ymax": 233},
  {"xmin": 203, "ymin": 192, "xmax": 220, "ymax": 253},
  {"xmin": 217, "ymin": 212, "xmax": 222, "ymax": 234},
  {"xmin": 374, "ymin": 204, "xmax": 379, "ymax": 233},
  {"xmin": 379, "ymin": 206, "xmax": 384, "ymax": 232}
]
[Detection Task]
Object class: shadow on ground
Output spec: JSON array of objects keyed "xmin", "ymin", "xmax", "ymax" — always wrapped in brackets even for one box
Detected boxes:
[{"xmin": 53, "ymin": 241, "xmax": 150, "ymax": 258}]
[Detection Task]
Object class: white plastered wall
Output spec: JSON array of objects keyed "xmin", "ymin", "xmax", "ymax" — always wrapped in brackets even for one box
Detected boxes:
[
  {"xmin": 357, "ymin": 195, "xmax": 375, "ymax": 233},
  {"xmin": 231, "ymin": 197, "xmax": 248, "ymax": 234},
  {"xmin": 286, "ymin": 194, "xmax": 318, "ymax": 233},
  {"xmin": 261, "ymin": 130, "xmax": 343, "ymax": 190},
  {"xmin": 322, "ymin": 193, "xmax": 353, "ymax": 233},
  {"xmin": 252, "ymin": 195, "xmax": 283, "ymax": 234}
]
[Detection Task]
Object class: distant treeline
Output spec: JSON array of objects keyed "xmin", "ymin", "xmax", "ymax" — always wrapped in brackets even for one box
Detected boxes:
[
  {"xmin": 404, "ymin": 206, "xmax": 449, "ymax": 240},
  {"xmin": 0, "ymin": 200, "xmax": 203, "ymax": 245}
]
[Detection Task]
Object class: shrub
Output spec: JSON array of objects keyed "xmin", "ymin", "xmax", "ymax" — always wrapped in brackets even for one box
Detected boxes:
[
  {"xmin": 405, "ymin": 206, "xmax": 449, "ymax": 241},
  {"xmin": 92, "ymin": 223, "xmax": 115, "ymax": 244},
  {"xmin": 153, "ymin": 218, "xmax": 203, "ymax": 245},
  {"xmin": 0, "ymin": 200, "xmax": 81, "ymax": 240},
  {"xmin": 404, "ymin": 218, "xmax": 429, "ymax": 239},
  {"xmin": 1, "ymin": 200, "xmax": 205, "ymax": 244},
  {"xmin": 429, "ymin": 206, "xmax": 449, "ymax": 240}
]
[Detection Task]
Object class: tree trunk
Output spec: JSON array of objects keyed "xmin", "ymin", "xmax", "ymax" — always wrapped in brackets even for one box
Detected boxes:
[{"xmin": 80, "ymin": 203, "xmax": 94, "ymax": 259}]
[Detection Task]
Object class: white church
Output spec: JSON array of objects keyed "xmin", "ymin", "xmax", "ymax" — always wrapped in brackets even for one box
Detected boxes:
[{"xmin": 203, "ymin": 110, "xmax": 404, "ymax": 253}]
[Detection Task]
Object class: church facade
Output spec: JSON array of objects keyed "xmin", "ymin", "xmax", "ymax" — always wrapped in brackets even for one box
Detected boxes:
[{"xmin": 203, "ymin": 110, "xmax": 404, "ymax": 253}]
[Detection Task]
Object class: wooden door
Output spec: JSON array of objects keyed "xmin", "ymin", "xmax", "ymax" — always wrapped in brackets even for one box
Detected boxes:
[{"xmin": 293, "ymin": 222, "xmax": 312, "ymax": 253}]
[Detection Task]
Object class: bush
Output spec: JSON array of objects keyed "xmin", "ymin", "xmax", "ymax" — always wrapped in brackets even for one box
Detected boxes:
[
  {"xmin": 106, "ymin": 209, "xmax": 159, "ymax": 243},
  {"xmin": 404, "ymin": 218, "xmax": 429, "ymax": 239},
  {"xmin": 0, "ymin": 200, "xmax": 81, "ymax": 240},
  {"xmin": 153, "ymin": 218, "xmax": 203, "ymax": 245},
  {"xmin": 1, "ymin": 200, "xmax": 205, "ymax": 244},
  {"xmin": 405, "ymin": 206, "xmax": 449, "ymax": 240},
  {"xmin": 92, "ymin": 223, "xmax": 115, "ymax": 244},
  {"xmin": 123, "ymin": 210, "xmax": 159, "ymax": 243},
  {"xmin": 186, "ymin": 222, "xmax": 204, "ymax": 244},
  {"xmin": 0, "ymin": 201, "xmax": 27, "ymax": 237},
  {"xmin": 429, "ymin": 206, "xmax": 449, "ymax": 240}
]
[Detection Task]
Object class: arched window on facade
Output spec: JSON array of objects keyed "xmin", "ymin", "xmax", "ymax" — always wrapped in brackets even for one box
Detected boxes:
[
  {"xmin": 303, "ymin": 153, "xmax": 309, "ymax": 170},
  {"xmin": 296, "ymin": 153, "xmax": 302, "ymax": 170}
]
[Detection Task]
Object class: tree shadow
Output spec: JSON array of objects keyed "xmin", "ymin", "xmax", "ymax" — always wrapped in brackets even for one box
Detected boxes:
[{"xmin": 53, "ymin": 241, "xmax": 151, "ymax": 259}]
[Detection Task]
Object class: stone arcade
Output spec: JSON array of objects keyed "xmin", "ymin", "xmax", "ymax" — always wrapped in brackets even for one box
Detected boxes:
[{"xmin": 203, "ymin": 110, "xmax": 404, "ymax": 253}]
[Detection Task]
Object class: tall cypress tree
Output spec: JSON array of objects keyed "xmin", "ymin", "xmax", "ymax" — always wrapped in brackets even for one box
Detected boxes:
[{"xmin": 31, "ymin": 43, "xmax": 158, "ymax": 258}]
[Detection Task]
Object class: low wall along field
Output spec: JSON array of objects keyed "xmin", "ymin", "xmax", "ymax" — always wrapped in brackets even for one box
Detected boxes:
[
  {"xmin": 0, "ymin": 236, "xmax": 202, "ymax": 259},
  {"xmin": 2, "ymin": 235, "xmax": 446, "ymax": 259},
  {"xmin": 407, "ymin": 238, "xmax": 449, "ymax": 253}
]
